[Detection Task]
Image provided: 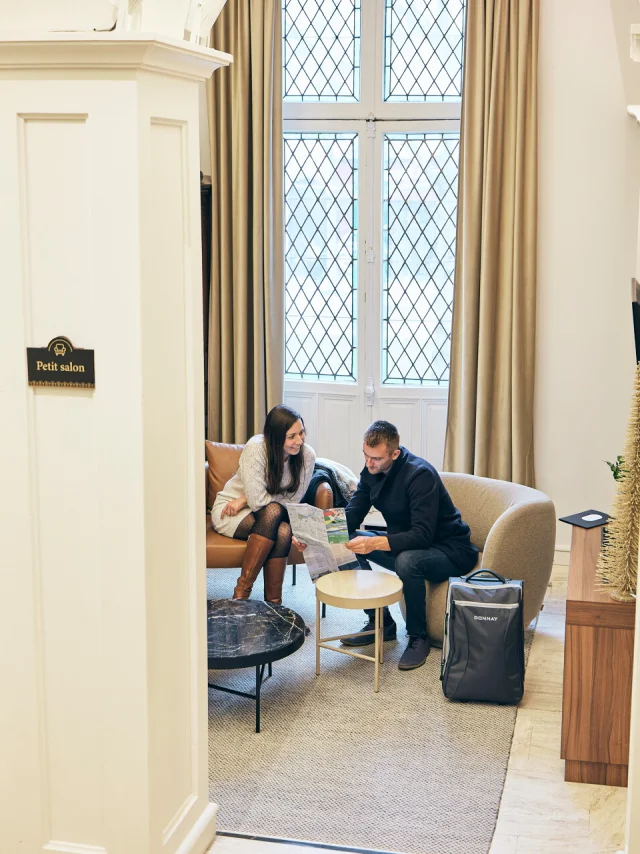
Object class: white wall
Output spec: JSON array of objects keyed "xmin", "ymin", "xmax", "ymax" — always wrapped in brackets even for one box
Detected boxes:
[
  {"xmin": 199, "ymin": 81, "xmax": 211, "ymax": 178},
  {"xmin": 536, "ymin": 0, "xmax": 640, "ymax": 549},
  {"xmin": 197, "ymin": 0, "xmax": 640, "ymax": 551}
]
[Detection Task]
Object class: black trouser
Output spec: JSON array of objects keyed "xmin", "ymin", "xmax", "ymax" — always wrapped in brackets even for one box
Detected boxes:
[{"xmin": 352, "ymin": 530, "xmax": 457, "ymax": 638}]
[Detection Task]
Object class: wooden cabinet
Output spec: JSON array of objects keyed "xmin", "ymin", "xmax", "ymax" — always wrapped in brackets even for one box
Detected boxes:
[{"xmin": 561, "ymin": 525, "xmax": 635, "ymax": 786}]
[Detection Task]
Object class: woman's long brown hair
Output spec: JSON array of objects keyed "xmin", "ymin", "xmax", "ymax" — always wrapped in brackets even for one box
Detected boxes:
[{"xmin": 264, "ymin": 405, "xmax": 305, "ymax": 495}]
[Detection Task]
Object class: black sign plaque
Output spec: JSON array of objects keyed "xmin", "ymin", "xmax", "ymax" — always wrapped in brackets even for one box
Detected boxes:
[{"xmin": 27, "ymin": 336, "xmax": 95, "ymax": 388}]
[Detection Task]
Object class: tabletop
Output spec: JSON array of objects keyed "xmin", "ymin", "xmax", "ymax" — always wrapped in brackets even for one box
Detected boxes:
[
  {"xmin": 315, "ymin": 569, "xmax": 404, "ymax": 610},
  {"xmin": 207, "ymin": 599, "xmax": 306, "ymax": 669}
]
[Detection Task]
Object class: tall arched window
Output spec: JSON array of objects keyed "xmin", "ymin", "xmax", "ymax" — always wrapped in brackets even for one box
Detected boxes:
[{"xmin": 283, "ymin": 0, "xmax": 464, "ymax": 469}]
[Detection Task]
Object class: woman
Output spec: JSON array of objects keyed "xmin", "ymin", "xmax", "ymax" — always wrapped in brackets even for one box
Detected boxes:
[{"xmin": 211, "ymin": 405, "xmax": 316, "ymax": 604}]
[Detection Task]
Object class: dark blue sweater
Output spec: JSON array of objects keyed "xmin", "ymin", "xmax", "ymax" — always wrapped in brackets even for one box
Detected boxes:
[{"xmin": 345, "ymin": 447, "xmax": 478, "ymax": 571}]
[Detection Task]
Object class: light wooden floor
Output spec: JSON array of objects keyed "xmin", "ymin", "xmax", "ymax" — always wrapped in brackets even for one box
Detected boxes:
[
  {"xmin": 208, "ymin": 564, "xmax": 628, "ymax": 854},
  {"xmin": 489, "ymin": 563, "xmax": 627, "ymax": 854}
]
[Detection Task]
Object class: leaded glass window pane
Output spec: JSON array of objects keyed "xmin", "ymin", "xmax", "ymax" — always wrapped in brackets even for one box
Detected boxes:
[
  {"xmin": 283, "ymin": 0, "xmax": 361, "ymax": 102},
  {"xmin": 382, "ymin": 133, "xmax": 459, "ymax": 385},
  {"xmin": 384, "ymin": 0, "xmax": 465, "ymax": 102},
  {"xmin": 284, "ymin": 133, "xmax": 358, "ymax": 381}
]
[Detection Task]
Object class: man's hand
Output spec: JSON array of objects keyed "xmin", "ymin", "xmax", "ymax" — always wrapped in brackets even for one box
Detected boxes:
[
  {"xmin": 221, "ymin": 497, "xmax": 246, "ymax": 518},
  {"xmin": 346, "ymin": 535, "xmax": 390, "ymax": 554},
  {"xmin": 292, "ymin": 536, "xmax": 307, "ymax": 552}
]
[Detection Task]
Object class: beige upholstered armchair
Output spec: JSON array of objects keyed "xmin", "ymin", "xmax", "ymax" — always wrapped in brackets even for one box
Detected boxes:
[{"xmin": 399, "ymin": 473, "xmax": 556, "ymax": 645}]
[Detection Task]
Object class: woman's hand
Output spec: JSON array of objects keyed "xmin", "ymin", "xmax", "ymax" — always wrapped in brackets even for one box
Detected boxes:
[
  {"xmin": 221, "ymin": 497, "xmax": 247, "ymax": 518},
  {"xmin": 292, "ymin": 535, "xmax": 307, "ymax": 552}
]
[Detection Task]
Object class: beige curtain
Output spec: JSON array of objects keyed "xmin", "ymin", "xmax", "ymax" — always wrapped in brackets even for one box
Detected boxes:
[
  {"xmin": 206, "ymin": 0, "xmax": 284, "ymax": 442},
  {"xmin": 443, "ymin": 0, "xmax": 538, "ymax": 486}
]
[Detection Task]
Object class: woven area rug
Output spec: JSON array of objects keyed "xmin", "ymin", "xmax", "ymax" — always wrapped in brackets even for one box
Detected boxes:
[{"xmin": 207, "ymin": 567, "xmax": 534, "ymax": 854}]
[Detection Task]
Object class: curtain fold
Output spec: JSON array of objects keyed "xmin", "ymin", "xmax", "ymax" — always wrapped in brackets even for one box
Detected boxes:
[
  {"xmin": 443, "ymin": 0, "xmax": 538, "ymax": 486},
  {"xmin": 206, "ymin": 0, "xmax": 284, "ymax": 442}
]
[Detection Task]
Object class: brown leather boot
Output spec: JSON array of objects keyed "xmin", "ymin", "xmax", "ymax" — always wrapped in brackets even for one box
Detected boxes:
[
  {"xmin": 263, "ymin": 557, "xmax": 287, "ymax": 605},
  {"xmin": 233, "ymin": 534, "xmax": 274, "ymax": 600},
  {"xmin": 313, "ymin": 481, "xmax": 333, "ymax": 511}
]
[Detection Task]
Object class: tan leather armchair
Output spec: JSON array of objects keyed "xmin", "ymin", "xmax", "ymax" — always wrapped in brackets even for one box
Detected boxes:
[{"xmin": 204, "ymin": 441, "xmax": 331, "ymax": 581}]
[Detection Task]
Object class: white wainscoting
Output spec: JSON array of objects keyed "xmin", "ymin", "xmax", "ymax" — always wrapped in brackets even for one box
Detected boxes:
[{"xmin": 285, "ymin": 382, "xmax": 448, "ymax": 476}]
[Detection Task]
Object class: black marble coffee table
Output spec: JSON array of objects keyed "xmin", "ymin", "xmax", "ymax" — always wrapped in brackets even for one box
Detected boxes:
[{"xmin": 207, "ymin": 599, "xmax": 306, "ymax": 733}]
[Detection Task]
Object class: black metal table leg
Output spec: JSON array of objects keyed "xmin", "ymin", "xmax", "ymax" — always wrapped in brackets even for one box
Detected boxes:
[
  {"xmin": 255, "ymin": 665, "xmax": 261, "ymax": 733},
  {"xmin": 207, "ymin": 599, "xmax": 305, "ymax": 734},
  {"xmin": 208, "ymin": 662, "xmax": 272, "ymax": 733}
]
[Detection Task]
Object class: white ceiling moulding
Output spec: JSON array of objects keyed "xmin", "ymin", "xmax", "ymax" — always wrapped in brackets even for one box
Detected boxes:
[
  {"xmin": 115, "ymin": 0, "xmax": 227, "ymax": 44},
  {"xmin": 629, "ymin": 24, "xmax": 640, "ymax": 123},
  {"xmin": 0, "ymin": 0, "xmax": 227, "ymax": 45},
  {"xmin": 631, "ymin": 23, "xmax": 640, "ymax": 61},
  {"xmin": 1, "ymin": 1, "xmax": 118, "ymax": 33},
  {"xmin": 0, "ymin": 32, "xmax": 232, "ymax": 82}
]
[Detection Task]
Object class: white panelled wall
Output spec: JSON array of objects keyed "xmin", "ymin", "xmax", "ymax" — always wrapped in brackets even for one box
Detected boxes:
[
  {"xmin": 536, "ymin": 0, "xmax": 640, "ymax": 552},
  {"xmin": 0, "ymin": 32, "xmax": 230, "ymax": 854},
  {"xmin": 284, "ymin": 388, "xmax": 447, "ymax": 477}
]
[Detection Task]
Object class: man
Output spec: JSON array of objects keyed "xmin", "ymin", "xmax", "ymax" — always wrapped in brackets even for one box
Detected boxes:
[{"xmin": 343, "ymin": 421, "xmax": 478, "ymax": 670}]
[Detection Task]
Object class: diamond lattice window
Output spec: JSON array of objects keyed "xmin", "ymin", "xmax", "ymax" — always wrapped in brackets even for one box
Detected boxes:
[
  {"xmin": 382, "ymin": 133, "xmax": 459, "ymax": 385},
  {"xmin": 384, "ymin": 0, "xmax": 465, "ymax": 102},
  {"xmin": 283, "ymin": 0, "xmax": 361, "ymax": 102},
  {"xmin": 284, "ymin": 133, "xmax": 358, "ymax": 380}
]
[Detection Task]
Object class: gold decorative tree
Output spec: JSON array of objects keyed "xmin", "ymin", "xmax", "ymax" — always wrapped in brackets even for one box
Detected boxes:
[{"xmin": 598, "ymin": 363, "xmax": 640, "ymax": 601}]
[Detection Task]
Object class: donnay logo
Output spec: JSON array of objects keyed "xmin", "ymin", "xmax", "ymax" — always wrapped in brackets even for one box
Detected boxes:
[{"xmin": 474, "ymin": 615, "xmax": 498, "ymax": 621}]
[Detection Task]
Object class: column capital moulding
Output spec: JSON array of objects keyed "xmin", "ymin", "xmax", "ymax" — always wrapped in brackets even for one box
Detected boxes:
[{"xmin": 0, "ymin": 32, "xmax": 232, "ymax": 81}]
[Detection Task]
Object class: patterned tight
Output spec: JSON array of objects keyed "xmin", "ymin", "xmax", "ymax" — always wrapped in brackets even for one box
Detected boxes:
[{"xmin": 233, "ymin": 501, "xmax": 292, "ymax": 558}]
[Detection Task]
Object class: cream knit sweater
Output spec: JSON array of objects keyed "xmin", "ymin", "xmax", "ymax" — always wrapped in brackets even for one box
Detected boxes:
[{"xmin": 210, "ymin": 434, "xmax": 316, "ymax": 539}]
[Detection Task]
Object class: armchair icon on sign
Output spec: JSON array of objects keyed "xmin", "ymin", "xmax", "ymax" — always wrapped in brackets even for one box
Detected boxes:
[{"xmin": 53, "ymin": 343, "xmax": 67, "ymax": 357}]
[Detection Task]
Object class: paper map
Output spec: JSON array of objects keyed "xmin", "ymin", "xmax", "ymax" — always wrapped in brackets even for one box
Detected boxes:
[{"xmin": 286, "ymin": 505, "xmax": 360, "ymax": 581}]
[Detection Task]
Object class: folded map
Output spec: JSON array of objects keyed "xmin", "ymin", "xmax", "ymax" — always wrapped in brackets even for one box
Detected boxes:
[{"xmin": 285, "ymin": 505, "xmax": 360, "ymax": 581}]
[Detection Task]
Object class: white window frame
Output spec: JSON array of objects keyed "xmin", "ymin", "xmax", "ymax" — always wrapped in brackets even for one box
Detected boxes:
[
  {"xmin": 373, "ymin": 121, "xmax": 461, "ymax": 390},
  {"xmin": 283, "ymin": 0, "xmax": 460, "ymax": 414},
  {"xmin": 283, "ymin": 120, "xmax": 368, "ymax": 389},
  {"xmin": 283, "ymin": 1, "xmax": 462, "ymax": 122}
]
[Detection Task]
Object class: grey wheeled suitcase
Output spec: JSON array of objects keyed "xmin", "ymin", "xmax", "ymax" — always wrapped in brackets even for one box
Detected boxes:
[{"xmin": 441, "ymin": 569, "xmax": 525, "ymax": 704}]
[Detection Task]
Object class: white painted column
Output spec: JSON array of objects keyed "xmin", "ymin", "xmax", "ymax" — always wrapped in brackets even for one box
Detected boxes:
[
  {"xmin": 625, "ymin": 580, "xmax": 640, "ymax": 853},
  {"xmin": 0, "ymin": 33, "xmax": 230, "ymax": 854}
]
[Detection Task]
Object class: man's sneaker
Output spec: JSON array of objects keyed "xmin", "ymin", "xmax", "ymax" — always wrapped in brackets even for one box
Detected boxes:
[
  {"xmin": 341, "ymin": 617, "xmax": 397, "ymax": 647},
  {"xmin": 398, "ymin": 636, "xmax": 430, "ymax": 670}
]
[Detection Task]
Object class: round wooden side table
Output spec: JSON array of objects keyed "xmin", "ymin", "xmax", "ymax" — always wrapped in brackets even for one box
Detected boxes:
[{"xmin": 315, "ymin": 569, "xmax": 403, "ymax": 692}]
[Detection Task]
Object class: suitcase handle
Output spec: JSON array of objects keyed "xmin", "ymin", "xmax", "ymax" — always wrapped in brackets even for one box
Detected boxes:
[{"xmin": 464, "ymin": 568, "xmax": 507, "ymax": 584}]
